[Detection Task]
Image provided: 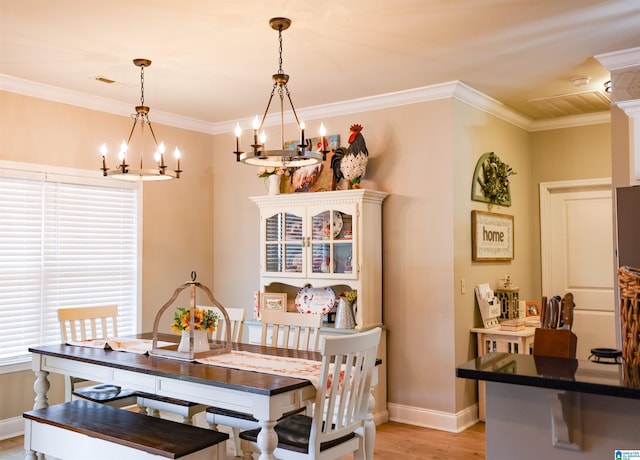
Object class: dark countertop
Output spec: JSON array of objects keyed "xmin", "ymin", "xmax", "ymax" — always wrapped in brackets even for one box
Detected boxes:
[{"xmin": 456, "ymin": 352, "xmax": 640, "ymax": 400}]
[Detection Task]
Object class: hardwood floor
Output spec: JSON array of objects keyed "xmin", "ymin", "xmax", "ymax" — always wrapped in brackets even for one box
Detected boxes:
[{"xmin": 0, "ymin": 421, "xmax": 485, "ymax": 459}]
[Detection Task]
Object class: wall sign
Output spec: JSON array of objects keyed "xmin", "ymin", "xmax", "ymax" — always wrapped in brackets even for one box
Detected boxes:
[{"xmin": 472, "ymin": 210, "xmax": 514, "ymax": 261}]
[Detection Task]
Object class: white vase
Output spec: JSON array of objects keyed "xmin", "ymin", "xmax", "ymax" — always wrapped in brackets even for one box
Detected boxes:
[
  {"xmin": 177, "ymin": 329, "xmax": 209, "ymax": 353},
  {"xmin": 265, "ymin": 174, "xmax": 281, "ymax": 195}
]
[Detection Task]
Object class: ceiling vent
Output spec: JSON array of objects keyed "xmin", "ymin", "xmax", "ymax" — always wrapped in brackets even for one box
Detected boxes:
[{"xmin": 526, "ymin": 90, "xmax": 610, "ymax": 118}]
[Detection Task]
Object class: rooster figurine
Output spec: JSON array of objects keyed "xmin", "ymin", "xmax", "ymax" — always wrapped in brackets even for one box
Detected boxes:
[{"xmin": 331, "ymin": 124, "xmax": 369, "ymax": 189}]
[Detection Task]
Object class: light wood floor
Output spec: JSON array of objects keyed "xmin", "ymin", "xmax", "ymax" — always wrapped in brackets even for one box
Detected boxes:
[{"xmin": 0, "ymin": 421, "xmax": 485, "ymax": 459}]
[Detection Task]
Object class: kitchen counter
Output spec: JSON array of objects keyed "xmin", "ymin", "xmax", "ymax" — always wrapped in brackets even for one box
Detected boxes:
[
  {"xmin": 456, "ymin": 353, "xmax": 640, "ymax": 459},
  {"xmin": 456, "ymin": 352, "xmax": 640, "ymax": 400}
]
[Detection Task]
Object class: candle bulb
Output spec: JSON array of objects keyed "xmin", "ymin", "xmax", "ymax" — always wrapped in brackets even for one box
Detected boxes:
[
  {"xmin": 100, "ymin": 143, "xmax": 108, "ymax": 171},
  {"xmin": 174, "ymin": 147, "xmax": 181, "ymax": 170},
  {"xmin": 300, "ymin": 121, "xmax": 305, "ymax": 147},
  {"xmin": 252, "ymin": 116, "xmax": 260, "ymax": 146},
  {"xmin": 235, "ymin": 123, "xmax": 242, "ymax": 152},
  {"xmin": 158, "ymin": 142, "xmax": 166, "ymax": 166},
  {"xmin": 319, "ymin": 123, "xmax": 327, "ymax": 149}
]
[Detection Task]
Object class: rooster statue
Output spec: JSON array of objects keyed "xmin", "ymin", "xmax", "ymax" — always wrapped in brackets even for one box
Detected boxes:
[{"xmin": 331, "ymin": 124, "xmax": 368, "ymax": 189}]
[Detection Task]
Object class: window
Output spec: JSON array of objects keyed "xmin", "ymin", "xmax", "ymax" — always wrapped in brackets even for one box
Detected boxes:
[{"xmin": 0, "ymin": 162, "xmax": 140, "ymax": 369}]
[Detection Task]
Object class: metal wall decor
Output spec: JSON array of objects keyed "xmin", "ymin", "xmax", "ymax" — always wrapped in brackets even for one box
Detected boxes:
[{"xmin": 471, "ymin": 152, "xmax": 515, "ymax": 206}]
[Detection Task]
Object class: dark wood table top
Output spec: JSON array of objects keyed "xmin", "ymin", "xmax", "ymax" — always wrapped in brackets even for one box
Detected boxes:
[{"xmin": 29, "ymin": 333, "xmax": 320, "ymax": 396}]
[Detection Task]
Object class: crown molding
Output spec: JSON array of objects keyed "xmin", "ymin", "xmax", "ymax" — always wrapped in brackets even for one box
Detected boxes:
[
  {"xmin": 0, "ymin": 74, "xmax": 213, "ymax": 134},
  {"xmin": 596, "ymin": 46, "xmax": 640, "ymax": 71},
  {"xmin": 2, "ymin": 73, "xmax": 609, "ymax": 136},
  {"xmin": 211, "ymin": 81, "xmax": 462, "ymax": 135},
  {"xmin": 528, "ymin": 111, "xmax": 611, "ymax": 131}
]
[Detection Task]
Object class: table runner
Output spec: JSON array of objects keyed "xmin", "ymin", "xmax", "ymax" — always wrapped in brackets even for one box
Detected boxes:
[
  {"xmin": 67, "ymin": 337, "xmax": 174, "ymax": 354},
  {"xmin": 197, "ymin": 350, "xmax": 323, "ymax": 389}
]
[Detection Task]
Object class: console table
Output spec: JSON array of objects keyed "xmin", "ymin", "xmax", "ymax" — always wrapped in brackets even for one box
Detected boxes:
[{"xmin": 470, "ymin": 326, "xmax": 535, "ymax": 419}]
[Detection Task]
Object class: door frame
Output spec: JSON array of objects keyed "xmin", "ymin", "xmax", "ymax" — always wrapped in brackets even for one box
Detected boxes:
[{"xmin": 539, "ymin": 178, "xmax": 617, "ymax": 345}]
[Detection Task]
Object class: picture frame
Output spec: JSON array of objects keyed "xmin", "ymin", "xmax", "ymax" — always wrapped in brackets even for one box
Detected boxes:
[
  {"xmin": 526, "ymin": 301, "xmax": 540, "ymax": 317},
  {"xmin": 261, "ymin": 292, "xmax": 287, "ymax": 313},
  {"xmin": 472, "ymin": 210, "xmax": 514, "ymax": 261}
]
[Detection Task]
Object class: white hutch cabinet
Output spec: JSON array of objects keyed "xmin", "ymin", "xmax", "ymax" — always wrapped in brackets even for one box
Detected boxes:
[
  {"xmin": 250, "ymin": 189, "xmax": 387, "ymax": 328},
  {"xmin": 249, "ymin": 189, "xmax": 389, "ymax": 423}
]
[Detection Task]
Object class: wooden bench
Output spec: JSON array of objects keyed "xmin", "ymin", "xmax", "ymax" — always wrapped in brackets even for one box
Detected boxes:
[{"xmin": 23, "ymin": 400, "xmax": 228, "ymax": 460}]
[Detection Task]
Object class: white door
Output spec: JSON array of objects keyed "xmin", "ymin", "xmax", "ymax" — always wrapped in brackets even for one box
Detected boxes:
[{"xmin": 540, "ymin": 179, "xmax": 615, "ymax": 360}]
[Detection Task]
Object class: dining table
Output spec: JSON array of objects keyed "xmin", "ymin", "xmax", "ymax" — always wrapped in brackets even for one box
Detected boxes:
[{"xmin": 28, "ymin": 333, "xmax": 378, "ymax": 460}]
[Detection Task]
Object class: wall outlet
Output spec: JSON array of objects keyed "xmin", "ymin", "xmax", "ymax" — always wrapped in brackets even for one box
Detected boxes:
[{"xmin": 460, "ymin": 279, "xmax": 466, "ymax": 294}]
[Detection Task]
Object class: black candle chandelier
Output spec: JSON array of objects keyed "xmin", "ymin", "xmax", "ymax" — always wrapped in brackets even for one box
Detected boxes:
[
  {"xmin": 100, "ymin": 59, "xmax": 182, "ymax": 181},
  {"xmin": 233, "ymin": 18, "xmax": 323, "ymax": 167}
]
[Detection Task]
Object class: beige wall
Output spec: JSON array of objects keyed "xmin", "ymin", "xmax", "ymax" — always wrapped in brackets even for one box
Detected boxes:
[
  {"xmin": 452, "ymin": 100, "xmax": 533, "ymax": 411},
  {"xmin": 0, "ymin": 90, "xmax": 215, "ymax": 417}
]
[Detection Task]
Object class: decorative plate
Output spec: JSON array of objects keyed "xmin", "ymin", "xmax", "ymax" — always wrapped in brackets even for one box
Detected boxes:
[
  {"xmin": 323, "ymin": 211, "xmax": 343, "ymax": 239},
  {"xmin": 295, "ymin": 284, "xmax": 337, "ymax": 315}
]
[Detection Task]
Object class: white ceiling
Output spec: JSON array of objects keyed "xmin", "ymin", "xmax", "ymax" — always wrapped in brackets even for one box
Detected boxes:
[{"xmin": 1, "ymin": 0, "xmax": 639, "ymax": 127}]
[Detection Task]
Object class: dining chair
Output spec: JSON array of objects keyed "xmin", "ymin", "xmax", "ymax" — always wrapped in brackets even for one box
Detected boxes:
[
  {"xmin": 239, "ymin": 327, "xmax": 382, "ymax": 460},
  {"xmin": 59, "ymin": 305, "xmax": 207, "ymax": 424},
  {"xmin": 206, "ymin": 305, "xmax": 246, "ymax": 342},
  {"xmin": 207, "ymin": 309, "xmax": 323, "ymax": 458},
  {"xmin": 57, "ymin": 305, "xmax": 138, "ymax": 407},
  {"xmin": 260, "ymin": 309, "xmax": 323, "ymax": 351},
  {"xmin": 138, "ymin": 306, "xmax": 247, "ymax": 424}
]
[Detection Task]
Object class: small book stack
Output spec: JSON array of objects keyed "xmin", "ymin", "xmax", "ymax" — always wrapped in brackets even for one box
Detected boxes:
[{"xmin": 499, "ymin": 318, "xmax": 525, "ymax": 331}]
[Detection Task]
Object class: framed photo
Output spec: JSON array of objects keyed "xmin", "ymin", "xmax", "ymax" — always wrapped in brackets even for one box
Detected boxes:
[
  {"xmin": 261, "ymin": 292, "xmax": 287, "ymax": 313},
  {"xmin": 526, "ymin": 301, "xmax": 540, "ymax": 317},
  {"xmin": 472, "ymin": 210, "xmax": 514, "ymax": 261}
]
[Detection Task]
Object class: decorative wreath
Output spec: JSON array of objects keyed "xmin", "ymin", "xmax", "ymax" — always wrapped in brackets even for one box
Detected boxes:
[{"xmin": 472, "ymin": 152, "xmax": 516, "ymax": 206}]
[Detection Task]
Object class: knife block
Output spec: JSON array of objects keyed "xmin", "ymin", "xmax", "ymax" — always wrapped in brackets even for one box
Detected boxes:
[{"xmin": 533, "ymin": 328, "xmax": 577, "ymax": 359}]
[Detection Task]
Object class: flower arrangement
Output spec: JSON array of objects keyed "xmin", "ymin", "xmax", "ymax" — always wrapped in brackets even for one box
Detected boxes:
[
  {"xmin": 340, "ymin": 290, "xmax": 357, "ymax": 304},
  {"xmin": 257, "ymin": 166, "xmax": 291, "ymax": 178},
  {"xmin": 171, "ymin": 307, "xmax": 218, "ymax": 333}
]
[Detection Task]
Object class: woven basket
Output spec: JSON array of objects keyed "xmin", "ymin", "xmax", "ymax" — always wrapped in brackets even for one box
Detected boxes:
[{"xmin": 618, "ymin": 267, "xmax": 640, "ymax": 378}]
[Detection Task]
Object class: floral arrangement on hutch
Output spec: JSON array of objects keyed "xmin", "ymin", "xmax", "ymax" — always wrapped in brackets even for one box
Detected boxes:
[{"xmin": 258, "ymin": 166, "xmax": 291, "ymax": 195}]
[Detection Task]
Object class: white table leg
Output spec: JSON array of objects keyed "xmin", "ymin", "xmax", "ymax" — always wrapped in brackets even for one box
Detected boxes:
[
  {"xmin": 364, "ymin": 391, "xmax": 376, "ymax": 460},
  {"xmin": 256, "ymin": 419, "xmax": 278, "ymax": 460},
  {"xmin": 33, "ymin": 370, "xmax": 50, "ymax": 410}
]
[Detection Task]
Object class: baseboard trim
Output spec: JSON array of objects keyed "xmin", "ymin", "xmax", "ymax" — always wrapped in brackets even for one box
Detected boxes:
[
  {"xmin": 387, "ymin": 402, "xmax": 479, "ymax": 433},
  {"xmin": 0, "ymin": 416, "xmax": 23, "ymax": 441},
  {"xmin": 373, "ymin": 409, "xmax": 390, "ymax": 426}
]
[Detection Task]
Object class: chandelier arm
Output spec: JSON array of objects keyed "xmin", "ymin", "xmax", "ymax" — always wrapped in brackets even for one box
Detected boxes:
[
  {"xmin": 125, "ymin": 115, "xmax": 140, "ymax": 146},
  {"xmin": 284, "ymin": 85, "xmax": 301, "ymax": 127},
  {"xmin": 258, "ymin": 83, "xmax": 279, "ymax": 134},
  {"xmin": 145, "ymin": 118, "xmax": 160, "ymax": 147}
]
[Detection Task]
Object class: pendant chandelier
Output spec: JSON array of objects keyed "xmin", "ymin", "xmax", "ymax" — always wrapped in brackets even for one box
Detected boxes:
[
  {"xmin": 100, "ymin": 59, "xmax": 182, "ymax": 181},
  {"xmin": 233, "ymin": 18, "xmax": 323, "ymax": 167}
]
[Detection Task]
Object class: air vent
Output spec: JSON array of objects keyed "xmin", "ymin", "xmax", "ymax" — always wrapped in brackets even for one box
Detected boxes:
[
  {"xmin": 527, "ymin": 90, "xmax": 610, "ymax": 118},
  {"xmin": 94, "ymin": 76, "xmax": 115, "ymax": 84}
]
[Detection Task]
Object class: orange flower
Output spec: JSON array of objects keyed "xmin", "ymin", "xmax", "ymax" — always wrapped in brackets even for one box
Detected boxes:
[{"xmin": 171, "ymin": 307, "xmax": 218, "ymax": 333}]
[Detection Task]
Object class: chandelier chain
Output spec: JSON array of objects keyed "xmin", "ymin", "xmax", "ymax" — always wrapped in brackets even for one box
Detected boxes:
[
  {"xmin": 277, "ymin": 25, "xmax": 284, "ymax": 74},
  {"xmin": 140, "ymin": 64, "xmax": 145, "ymax": 107}
]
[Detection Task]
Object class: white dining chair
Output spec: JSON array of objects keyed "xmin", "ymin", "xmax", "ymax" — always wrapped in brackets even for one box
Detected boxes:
[
  {"xmin": 260, "ymin": 309, "xmax": 323, "ymax": 351},
  {"xmin": 207, "ymin": 309, "xmax": 323, "ymax": 458},
  {"xmin": 59, "ymin": 305, "xmax": 208, "ymax": 424},
  {"xmin": 239, "ymin": 327, "xmax": 382, "ymax": 460},
  {"xmin": 57, "ymin": 305, "xmax": 138, "ymax": 407}
]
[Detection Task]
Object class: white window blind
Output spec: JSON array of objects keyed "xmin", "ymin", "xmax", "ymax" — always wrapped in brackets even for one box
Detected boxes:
[{"xmin": 0, "ymin": 165, "xmax": 139, "ymax": 366}]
